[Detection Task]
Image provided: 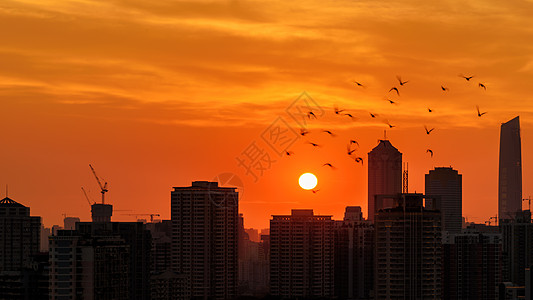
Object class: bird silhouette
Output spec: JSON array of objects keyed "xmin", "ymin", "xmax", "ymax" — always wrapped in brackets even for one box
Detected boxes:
[
  {"xmin": 385, "ymin": 121, "xmax": 395, "ymax": 128},
  {"xmin": 354, "ymin": 157, "xmax": 364, "ymax": 165},
  {"xmin": 479, "ymin": 83, "xmax": 486, "ymax": 90},
  {"xmin": 426, "ymin": 149, "xmax": 433, "ymax": 157},
  {"xmin": 428, "ymin": 108, "xmax": 433, "ymax": 113},
  {"xmin": 323, "ymin": 163, "xmax": 336, "ymax": 169},
  {"xmin": 370, "ymin": 112, "xmax": 377, "ymax": 118},
  {"xmin": 285, "ymin": 151, "xmax": 294, "ymax": 156},
  {"xmin": 300, "ymin": 129, "xmax": 309, "ymax": 136},
  {"xmin": 441, "ymin": 86, "xmax": 449, "ymax": 91},
  {"xmin": 334, "ymin": 106, "xmax": 345, "ymax": 115},
  {"xmin": 349, "ymin": 140, "xmax": 359, "ymax": 147},
  {"xmin": 344, "ymin": 113, "xmax": 355, "ymax": 119},
  {"xmin": 307, "ymin": 111, "xmax": 317, "ymax": 119},
  {"xmin": 347, "ymin": 148, "xmax": 356, "ymax": 155},
  {"xmin": 311, "ymin": 189, "xmax": 320, "ymax": 193},
  {"xmin": 424, "ymin": 125, "xmax": 435, "ymax": 135},
  {"xmin": 323, "ymin": 130, "xmax": 335, "ymax": 136},
  {"xmin": 460, "ymin": 74, "xmax": 474, "ymax": 81},
  {"xmin": 353, "ymin": 81, "xmax": 365, "ymax": 87},
  {"xmin": 476, "ymin": 105, "xmax": 487, "ymax": 117},
  {"xmin": 397, "ymin": 76, "xmax": 409, "ymax": 86},
  {"xmin": 308, "ymin": 142, "xmax": 320, "ymax": 147},
  {"xmin": 389, "ymin": 87, "xmax": 400, "ymax": 96},
  {"xmin": 386, "ymin": 99, "xmax": 396, "ymax": 104}
]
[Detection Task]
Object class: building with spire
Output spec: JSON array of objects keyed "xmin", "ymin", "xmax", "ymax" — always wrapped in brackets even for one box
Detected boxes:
[
  {"xmin": 367, "ymin": 139, "xmax": 403, "ymax": 222},
  {"xmin": 499, "ymin": 116, "xmax": 522, "ymax": 221}
]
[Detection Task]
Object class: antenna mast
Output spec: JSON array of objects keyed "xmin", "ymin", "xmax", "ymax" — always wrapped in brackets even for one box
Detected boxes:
[{"xmin": 402, "ymin": 162, "xmax": 408, "ymax": 193}]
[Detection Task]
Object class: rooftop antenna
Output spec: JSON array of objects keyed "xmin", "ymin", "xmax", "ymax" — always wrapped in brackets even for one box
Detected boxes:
[
  {"xmin": 402, "ymin": 162, "xmax": 408, "ymax": 193},
  {"xmin": 5, "ymin": 185, "xmax": 7, "ymax": 198}
]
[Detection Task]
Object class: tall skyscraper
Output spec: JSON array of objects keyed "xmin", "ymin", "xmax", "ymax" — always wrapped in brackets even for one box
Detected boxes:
[
  {"xmin": 368, "ymin": 139, "xmax": 402, "ymax": 222},
  {"xmin": 425, "ymin": 167, "xmax": 462, "ymax": 233},
  {"xmin": 499, "ymin": 116, "xmax": 522, "ymax": 221},
  {"xmin": 270, "ymin": 209, "xmax": 334, "ymax": 299},
  {"xmin": 171, "ymin": 181, "xmax": 238, "ymax": 299},
  {"xmin": 374, "ymin": 194, "xmax": 442, "ymax": 299},
  {"xmin": 334, "ymin": 206, "xmax": 374, "ymax": 299},
  {"xmin": 442, "ymin": 230, "xmax": 502, "ymax": 299}
]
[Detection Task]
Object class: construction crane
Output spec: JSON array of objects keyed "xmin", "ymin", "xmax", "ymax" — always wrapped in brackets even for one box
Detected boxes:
[
  {"xmin": 89, "ymin": 164, "xmax": 108, "ymax": 204},
  {"xmin": 523, "ymin": 197, "xmax": 531, "ymax": 210},
  {"xmin": 122, "ymin": 213, "xmax": 161, "ymax": 222},
  {"xmin": 81, "ymin": 187, "xmax": 95, "ymax": 206}
]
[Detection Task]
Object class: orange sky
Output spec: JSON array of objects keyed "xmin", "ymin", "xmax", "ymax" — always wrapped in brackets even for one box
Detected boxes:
[{"xmin": 1, "ymin": 0, "xmax": 533, "ymax": 229}]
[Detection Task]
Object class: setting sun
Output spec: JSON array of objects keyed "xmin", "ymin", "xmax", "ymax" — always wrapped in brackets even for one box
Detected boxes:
[{"xmin": 299, "ymin": 173, "xmax": 318, "ymax": 190}]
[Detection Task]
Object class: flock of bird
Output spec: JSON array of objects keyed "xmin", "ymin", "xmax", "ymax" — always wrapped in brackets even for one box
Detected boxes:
[{"xmin": 286, "ymin": 74, "xmax": 489, "ymax": 193}]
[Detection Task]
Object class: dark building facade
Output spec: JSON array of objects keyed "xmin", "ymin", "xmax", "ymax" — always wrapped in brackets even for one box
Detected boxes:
[
  {"xmin": 374, "ymin": 194, "xmax": 442, "ymax": 299},
  {"xmin": 334, "ymin": 206, "xmax": 374, "ymax": 299},
  {"xmin": 425, "ymin": 167, "xmax": 462, "ymax": 233},
  {"xmin": 500, "ymin": 210, "xmax": 533, "ymax": 286}
]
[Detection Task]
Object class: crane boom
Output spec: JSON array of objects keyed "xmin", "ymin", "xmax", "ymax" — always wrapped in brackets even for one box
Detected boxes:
[
  {"xmin": 89, "ymin": 164, "xmax": 108, "ymax": 204},
  {"xmin": 81, "ymin": 187, "xmax": 94, "ymax": 206}
]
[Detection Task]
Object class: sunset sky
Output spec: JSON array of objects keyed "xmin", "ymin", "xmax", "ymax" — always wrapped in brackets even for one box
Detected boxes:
[{"xmin": 1, "ymin": 0, "xmax": 533, "ymax": 229}]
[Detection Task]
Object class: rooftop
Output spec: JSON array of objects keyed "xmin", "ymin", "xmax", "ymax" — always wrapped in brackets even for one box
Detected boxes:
[{"xmin": 0, "ymin": 197, "xmax": 25, "ymax": 207}]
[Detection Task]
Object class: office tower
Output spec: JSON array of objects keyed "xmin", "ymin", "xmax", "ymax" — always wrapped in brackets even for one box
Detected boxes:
[
  {"xmin": 334, "ymin": 206, "xmax": 374, "ymax": 299},
  {"xmin": 270, "ymin": 209, "xmax": 334, "ymax": 298},
  {"xmin": 374, "ymin": 194, "xmax": 442, "ymax": 299},
  {"xmin": 171, "ymin": 181, "xmax": 238, "ymax": 299},
  {"xmin": 442, "ymin": 230, "xmax": 502, "ymax": 299},
  {"xmin": 499, "ymin": 116, "xmax": 522, "ymax": 221},
  {"xmin": 368, "ymin": 139, "xmax": 402, "ymax": 221},
  {"xmin": 63, "ymin": 216, "xmax": 80, "ymax": 230},
  {"xmin": 425, "ymin": 167, "xmax": 463, "ymax": 233},
  {"xmin": 49, "ymin": 230, "xmax": 130, "ymax": 299},
  {"xmin": 0, "ymin": 197, "xmax": 41, "ymax": 272},
  {"xmin": 500, "ymin": 210, "xmax": 533, "ymax": 286}
]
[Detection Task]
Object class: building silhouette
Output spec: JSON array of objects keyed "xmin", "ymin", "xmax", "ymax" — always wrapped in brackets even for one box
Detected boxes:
[
  {"xmin": 500, "ymin": 210, "xmax": 533, "ymax": 287},
  {"xmin": 334, "ymin": 206, "xmax": 374, "ymax": 299},
  {"xmin": 368, "ymin": 140, "xmax": 402, "ymax": 222},
  {"xmin": 171, "ymin": 181, "xmax": 238, "ymax": 299},
  {"xmin": 499, "ymin": 116, "xmax": 522, "ymax": 221},
  {"xmin": 374, "ymin": 194, "xmax": 442, "ymax": 299},
  {"xmin": 0, "ymin": 196, "xmax": 45, "ymax": 299},
  {"xmin": 425, "ymin": 167, "xmax": 463, "ymax": 233},
  {"xmin": 442, "ymin": 230, "xmax": 502, "ymax": 299},
  {"xmin": 270, "ymin": 209, "xmax": 334, "ymax": 298}
]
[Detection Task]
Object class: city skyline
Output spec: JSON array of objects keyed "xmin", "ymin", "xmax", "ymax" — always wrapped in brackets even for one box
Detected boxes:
[{"xmin": 2, "ymin": 0, "xmax": 533, "ymax": 230}]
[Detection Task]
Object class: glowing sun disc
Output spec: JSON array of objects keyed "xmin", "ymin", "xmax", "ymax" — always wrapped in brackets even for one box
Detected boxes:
[{"xmin": 299, "ymin": 173, "xmax": 318, "ymax": 190}]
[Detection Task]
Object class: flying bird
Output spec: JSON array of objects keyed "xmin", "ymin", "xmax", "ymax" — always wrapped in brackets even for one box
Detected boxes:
[
  {"xmin": 476, "ymin": 105, "xmax": 487, "ymax": 117},
  {"xmin": 441, "ymin": 86, "xmax": 449, "ymax": 91},
  {"xmin": 349, "ymin": 140, "xmax": 359, "ymax": 147},
  {"xmin": 460, "ymin": 74, "xmax": 474, "ymax": 81},
  {"xmin": 311, "ymin": 189, "xmax": 320, "ymax": 193},
  {"xmin": 396, "ymin": 76, "xmax": 409, "ymax": 86},
  {"xmin": 386, "ymin": 99, "xmax": 396, "ymax": 104},
  {"xmin": 426, "ymin": 149, "xmax": 433, "ymax": 157},
  {"xmin": 424, "ymin": 125, "xmax": 435, "ymax": 135},
  {"xmin": 389, "ymin": 87, "xmax": 400, "ymax": 96},
  {"xmin": 334, "ymin": 106, "xmax": 345, "ymax": 115},
  {"xmin": 308, "ymin": 142, "xmax": 320, "ymax": 147},
  {"xmin": 385, "ymin": 121, "xmax": 395, "ymax": 128},
  {"xmin": 323, "ymin": 130, "xmax": 335, "ymax": 136},
  {"xmin": 285, "ymin": 151, "xmax": 294, "ymax": 156},
  {"xmin": 478, "ymin": 83, "xmax": 486, "ymax": 90},
  {"xmin": 354, "ymin": 157, "xmax": 364, "ymax": 165},
  {"xmin": 322, "ymin": 163, "xmax": 335, "ymax": 169},
  {"xmin": 428, "ymin": 108, "xmax": 433, "ymax": 113},
  {"xmin": 353, "ymin": 81, "xmax": 365, "ymax": 87},
  {"xmin": 370, "ymin": 112, "xmax": 377, "ymax": 118},
  {"xmin": 300, "ymin": 128, "xmax": 309, "ymax": 136},
  {"xmin": 307, "ymin": 111, "xmax": 317, "ymax": 119},
  {"xmin": 344, "ymin": 113, "xmax": 355, "ymax": 119},
  {"xmin": 347, "ymin": 148, "xmax": 356, "ymax": 155}
]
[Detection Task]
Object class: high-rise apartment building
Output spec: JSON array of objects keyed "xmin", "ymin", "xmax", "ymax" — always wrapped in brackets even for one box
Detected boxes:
[
  {"xmin": 368, "ymin": 140, "xmax": 402, "ymax": 222},
  {"xmin": 334, "ymin": 206, "xmax": 374, "ymax": 299},
  {"xmin": 270, "ymin": 209, "xmax": 334, "ymax": 298},
  {"xmin": 442, "ymin": 230, "xmax": 502, "ymax": 299},
  {"xmin": 171, "ymin": 181, "xmax": 238, "ymax": 299},
  {"xmin": 425, "ymin": 167, "xmax": 462, "ymax": 233},
  {"xmin": 374, "ymin": 194, "xmax": 442, "ymax": 299},
  {"xmin": 500, "ymin": 210, "xmax": 533, "ymax": 286},
  {"xmin": 499, "ymin": 116, "xmax": 522, "ymax": 221}
]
